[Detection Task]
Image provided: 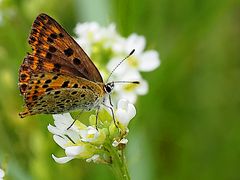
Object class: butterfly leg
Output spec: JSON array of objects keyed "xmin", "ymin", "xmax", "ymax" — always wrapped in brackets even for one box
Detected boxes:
[
  {"xmin": 108, "ymin": 94, "xmax": 114, "ymax": 107},
  {"xmin": 102, "ymin": 103, "xmax": 118, "ymax": 128},
  {"xmin": 67, "ymin": 109, "xmax": 84, "ymax": 130},
  {"xmin": 95, "ymin": 106, "xmax": 100, "ymax": 130}
]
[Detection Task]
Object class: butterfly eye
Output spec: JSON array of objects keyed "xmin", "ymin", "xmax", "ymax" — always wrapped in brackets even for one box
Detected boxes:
[{"xmin": 105, "ymin": 83, "xmax": 114, "ymax": 93}]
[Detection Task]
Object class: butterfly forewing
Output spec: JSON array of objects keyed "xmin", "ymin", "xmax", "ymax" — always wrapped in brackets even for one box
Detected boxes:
[{"xmin": 28, "ymin": 13, "xmax": 103, "ymax": 82}]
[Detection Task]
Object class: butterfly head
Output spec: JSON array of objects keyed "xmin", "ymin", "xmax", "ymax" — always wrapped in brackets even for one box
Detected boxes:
[{"xmin": 104, "ymin": 82, "xmax": 115, "ymax": 94}]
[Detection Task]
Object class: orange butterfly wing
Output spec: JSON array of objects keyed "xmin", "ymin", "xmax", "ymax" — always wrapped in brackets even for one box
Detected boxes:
[{"xmin": 27, "ymin": 13, "xmax": 102, "ymax": 81}]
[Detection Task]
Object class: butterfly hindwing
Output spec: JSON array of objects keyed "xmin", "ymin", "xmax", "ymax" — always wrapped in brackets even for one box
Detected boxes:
[
  {"xmin": 19, "ymin": 72, "xmax": 104, "ymax": 118},
  {"xmin": 19, "ymin": 60, "xmax": 31, "ymax": 95},
  {"xmin": 24, "ymin": 72, "xmax": 87, "ymax": 102},
  {"xmin": 28, "ymin": 13, "xmax": 103, "ymax": 82}
]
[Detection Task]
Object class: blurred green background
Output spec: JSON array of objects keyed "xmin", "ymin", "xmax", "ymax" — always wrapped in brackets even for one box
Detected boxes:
[{"xmin": 0, "ymin": 0, "xmax": 240, "ymax": 179}]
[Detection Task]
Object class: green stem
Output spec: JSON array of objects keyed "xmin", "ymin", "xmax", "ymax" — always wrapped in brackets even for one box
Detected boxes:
[{"xmin": 108, "ymin": 145, "xmax": 130, "ymax": 180}]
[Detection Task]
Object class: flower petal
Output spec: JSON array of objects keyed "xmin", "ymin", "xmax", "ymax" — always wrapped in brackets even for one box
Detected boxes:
[
  {"xmin": 66, "ymin": 131, "xmax": 81, "ymax": 144},
  {"xmin": 53, "ymin": 135, "xmax": 68, "ymax": 149},
  {"xmin": 138, "ymin": 50, "xmax": 160, "ymax": 71},
  {"xmin": 52, "ymin": 154, "xmax": 74, "ymax": 164},
  {"xmin": 53, "ymin": 113, "xmax": 74, "ymax": 130},
  {"xmin": 112, "ymin": 37, "xmax": 125, "ymax": 53},
  {"xmin": 65, "ymin": 146, "xmax": 85, "ymax": 157},
  {"xmin": 47, "ymin": 124, "xmax": 63, "ymax": 135},
  {"xmin": 125, "ymin": 34, "xmax": 146, "ymax": 54},
  {"xmin": 135, "ymin": 79, "xmax": 148, "ymax": 95}
]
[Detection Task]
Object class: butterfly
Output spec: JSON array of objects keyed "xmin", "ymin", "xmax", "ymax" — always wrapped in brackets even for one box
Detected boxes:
[{"xmin": 18, "ymin": 13, "xmax": 137, "ymax": 124}]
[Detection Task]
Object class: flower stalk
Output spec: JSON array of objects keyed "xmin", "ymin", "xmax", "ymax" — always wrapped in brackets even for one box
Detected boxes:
[{"xmin": 107, "ymin": 144, "xmax": 130, "ymax": 180}]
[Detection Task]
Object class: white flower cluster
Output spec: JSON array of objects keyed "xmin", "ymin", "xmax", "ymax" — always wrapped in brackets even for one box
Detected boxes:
[
  {"xmin": 48, "ymin": 99, "xmax": 136, "ymax": 164},
  {"xmin": 49, "ymin": 22, "xmax": 160, "ymax": 164},
  {"xmin": 75, "ymin": 22, "xmax": 160, "ymax": 103}
]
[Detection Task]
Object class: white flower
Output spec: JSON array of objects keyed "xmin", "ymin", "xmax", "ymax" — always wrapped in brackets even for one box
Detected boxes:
[
  {"xmin": 74, "ymin": 22, "xmax": 160, "ymax": 104},
  {"xmin": 112, "ymin": 138, "xmax": 128, "ymax": 147},
  {"xmin": 0, "ymin": 168, "xmax": 5, "ymax": 179},
  {"xmin": 107, "ymin": 34, "xmax": 160, "ymax": 75},
  {"xmin": 124, "ymin": 34, "xmax": 160, "ymax": 72},
  {"xmin": 115, "ymin": 99, "xmax": 136, "ymax": 127},
  {"xmin": 106, "ymin": 34, "xmax": 158, "ymax": 103},
  {"xmin": 48, "ymin": 101, "xmax": 136, "ymax": 164},
  {"xmin": 49, "ymin": 113, "xmax": 97, "ymax": 164},
  {"xmin": 52, "ymin": 142, "xmax": 96, "ymax": 164},
  {"xmin": 74, "ymin": 22, "xmax": 120, "ymax": 55}
]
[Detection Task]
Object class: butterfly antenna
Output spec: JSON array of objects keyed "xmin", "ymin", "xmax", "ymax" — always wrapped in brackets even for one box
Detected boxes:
[
  {"xmin": 113, "ymin": 81, "xmax": 140, "ymax": 84},
  {"xmin": 106, "ymin": 49, "xmax": 135, "ymax": 83}
]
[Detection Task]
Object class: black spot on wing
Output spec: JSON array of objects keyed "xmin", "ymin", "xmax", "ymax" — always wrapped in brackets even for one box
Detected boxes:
[
  {"xmin": 73, "ymin": 58, "xmax": 81, "ymax": 65},
  {"xmin": 61, "ymin": 81, "xmax": 69, "ymax": 88},
  {"xmin": 49, "ymin": 46, "xmax": 57, "ymax": 53},
  {"xmin": 64, "ymin": 48, "xmax": 74, "ymax": 57}
]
